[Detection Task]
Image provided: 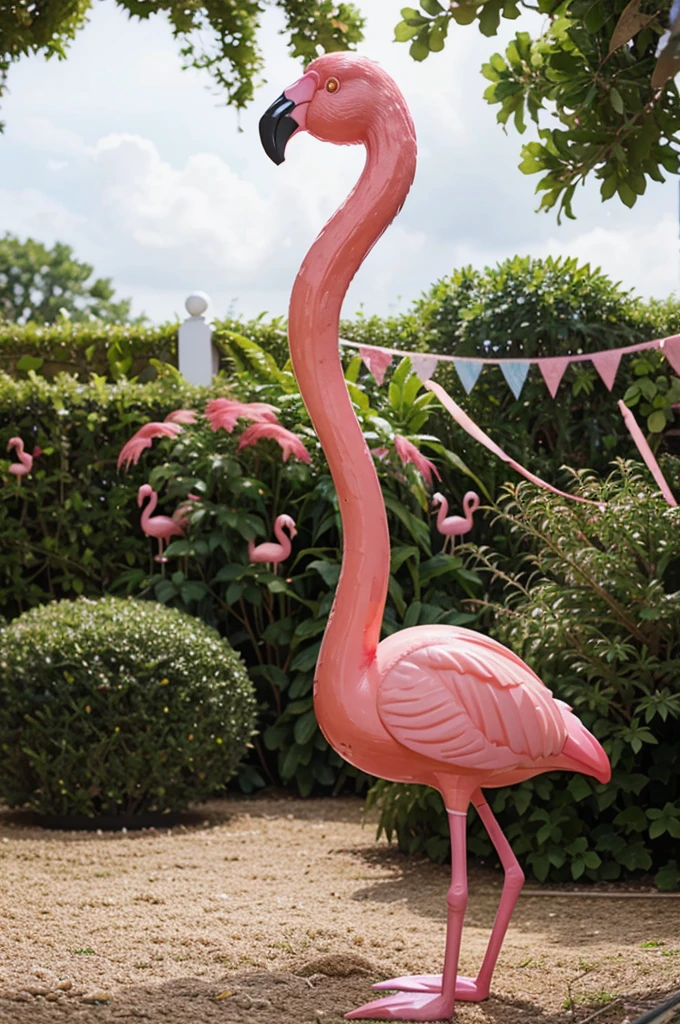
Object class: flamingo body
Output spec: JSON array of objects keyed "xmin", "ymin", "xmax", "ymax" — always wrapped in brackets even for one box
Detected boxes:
[
  {"xmin": 433, "ymin": 491, "xmax": 480, "ymax": 553},
  {"xmin": 260, "ymin": 54, "xmax": 611, "ymax": 1021},
  {"xmin": 137, "ymin": 484, "xmax": 186, "ymax": 563},
  {"xmin": 248, "ymin": 514, "xmax": 297, "ymax": 567},
  {"xmin": 7, "ymin": 437, "xmax": 40, "ymax": 477}
]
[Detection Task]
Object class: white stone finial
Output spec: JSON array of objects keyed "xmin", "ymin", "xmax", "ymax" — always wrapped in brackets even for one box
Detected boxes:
[{"xmin": 185, "ymin": 292, "xmax": 210, "ymax": 318}]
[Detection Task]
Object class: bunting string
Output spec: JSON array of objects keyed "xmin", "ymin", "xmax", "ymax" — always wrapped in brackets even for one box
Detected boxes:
[{"xmin": 343, "ymin": 333, "xmax": 680, "ymax": 399}]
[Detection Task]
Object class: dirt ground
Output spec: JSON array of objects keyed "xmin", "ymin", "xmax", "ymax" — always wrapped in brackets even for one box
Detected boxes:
[{"xmin": 0, "ymin": 795, "xmax": 678, "ymax": 1024}]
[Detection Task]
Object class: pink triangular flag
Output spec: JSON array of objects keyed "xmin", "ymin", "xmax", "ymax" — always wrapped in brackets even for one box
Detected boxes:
[
  {"xmin": 539, "ymin": 356, "xmax": 570, "ymax": 398},
  {"xmin": 359, "ymin": 346, "xmax": 392, "ymax": 385},
  {"xmin": 660, "ymin": 335, "xmax": 680, "ymax": 376},
  {"xmin": 591, "ymin": 350, "xmax": 622, "ymax": 390}
]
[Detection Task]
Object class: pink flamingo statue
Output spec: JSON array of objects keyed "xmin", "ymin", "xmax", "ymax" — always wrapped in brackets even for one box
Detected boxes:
[
  {"xmin": 248, "ymin": 514, "xmax": 297, "ymax": 569},
  {"xmin": 7, "ymin": 437, "xmax": 41, "ymax": 481},
  {"xmin": 432, "ymin": 491, "xmax": 480, "ymax": 554},
  {"xmin": 260, "ymin": 55, "xmax": 611, "ymax": 1022},
  {"xmin": 137, "ymin": 484, "xmax": 187, "ymax": 563}
]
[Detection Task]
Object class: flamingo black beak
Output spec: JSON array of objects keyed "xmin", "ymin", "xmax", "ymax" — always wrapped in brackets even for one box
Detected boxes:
[{"xmin": 259, "ymin": 70, "xmax": 319, "ymax": 165}]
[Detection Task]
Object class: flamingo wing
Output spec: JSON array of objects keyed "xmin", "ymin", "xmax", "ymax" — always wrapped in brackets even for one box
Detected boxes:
[{"xmin": 377, "ymin": 640, "xmax": 567, "ymax": 772}]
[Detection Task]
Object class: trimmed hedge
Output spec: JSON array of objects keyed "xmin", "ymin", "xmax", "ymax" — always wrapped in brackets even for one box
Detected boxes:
[{"xmin": 0, "ymin": 597, "xmax": 257, "ymax": 817}]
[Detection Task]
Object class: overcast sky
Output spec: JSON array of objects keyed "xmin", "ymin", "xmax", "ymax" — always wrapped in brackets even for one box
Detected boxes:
[{"xmin": 1, "ymin": 0, "xmax": 677, "ymax": 324}]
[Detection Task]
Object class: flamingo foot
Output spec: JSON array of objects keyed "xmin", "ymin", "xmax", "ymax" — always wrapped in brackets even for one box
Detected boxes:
[
  {"xmin": 345, "ymin": 991, "xmax": 455, "ymax": 1021},
  {"xmin": 154, "ymin": 555, "xmax": 169, "ymax": 563},
  {"xmin": 372, "ymin": 975, "xmax": 486, "ymax": 1000}
]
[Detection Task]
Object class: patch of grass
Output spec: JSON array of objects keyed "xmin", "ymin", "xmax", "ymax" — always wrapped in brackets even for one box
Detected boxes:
[
  {"xmin": 640, "ymin": 939, "xmax": 664, "ymax": 948},
  {"xmin": 72, "ymin": 947, "xmax": 94, "ymax": 956}
]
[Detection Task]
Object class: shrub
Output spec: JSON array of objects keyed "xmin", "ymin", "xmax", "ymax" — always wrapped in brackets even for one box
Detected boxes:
[
  {"xmin": 0, "ymin": 596, "xmax": 257, "ymax": 818},
  {"xmin": 120, "ymin": 339, "xmax": 483, "ymax": 796},
  {"xmin": 367, "ymin": 462, "xmax": 680, "ymax": 888}
]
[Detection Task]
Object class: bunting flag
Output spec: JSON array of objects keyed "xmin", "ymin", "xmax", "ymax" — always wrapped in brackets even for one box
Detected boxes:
[
  {"xmin": 500, "ymin": 360, "xmax": 530, "ymax": 399},
  {"xmin": 340, "ymin": 331, "xmax": 680, "ymax": 401},
  {"xmin": 591, "ymin": 350, "xmax": 622, "ymax": 391},
  {"xmin": 359, "ymin": 346, "xmax": 392, "ymax": 386},
  {"xmin": 453, "ymin": 358, "xmax": 483, "ymax": 394},
  {"xmin": 410, "ymin": 354, "xmax": 439, "ymax": 382},
  {"xmin": 617, "ymin": 400, "xmax": 677, "ymax": 506},
  {"xmin": 425, "ymin": 379, "xmax": 605, "ymax": 508},
  {"xmin": 539, "ymin": 356, "xmax": 570, "ymax": 398}
]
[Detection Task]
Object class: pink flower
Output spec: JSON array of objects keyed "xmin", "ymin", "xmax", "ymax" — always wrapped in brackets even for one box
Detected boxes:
[
  {"xmin": 238, "ymin": 422, "xmax": 311, "ymax": 464},
  {"xmin": 164, "ymin": 409, "xmax": 197, "ymax": 425},
  {"xmin": 117, "ymin": 421, "xmax": 183, "ymax": 471},
  {"xmin": 205, "ymin": 398, "xmax": 279, "ymax": 433},
  {"xmin": 394, "ymin": 434, "xmax": 441, "ymax": 488}
]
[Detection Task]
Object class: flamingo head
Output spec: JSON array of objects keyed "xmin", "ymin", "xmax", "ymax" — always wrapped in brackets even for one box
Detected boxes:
[
  {"xmin": 431, "ymin": 492, "xmax": 445, "ymax": 509},
  {"xmin": 137, "ymin": 483, "xmax": 154, "ymax": 507},
  {"xmin": 259, "ymin": 54, "xmax": 405, "ymax": 163},
  {"xmin": 278, "ymin": 514, "xmax": 298, "ymax": 538},
  {"xmin": 7, "ymin": 436, "xmax": 23, "ymax": 454},
  {"xmin": 463, "ymin": 491, "xmax": 481, "ymax": 513}
]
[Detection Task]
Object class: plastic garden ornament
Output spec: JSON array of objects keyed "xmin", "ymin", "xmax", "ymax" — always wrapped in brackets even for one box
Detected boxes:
[
  {"xmin": 7, "ymin": 436, "xmax": 41, "ymax": 482},
  {"xmin": 432, "ymin": 491, "xmax": 481, "ymax": 554},
  {"xmin": 248, "ymin": 514, "xmax": 297, "ymax": 568},
  {"xmin": 260, "ymin": 54, "xmax": 611, "ymax": 1022}
]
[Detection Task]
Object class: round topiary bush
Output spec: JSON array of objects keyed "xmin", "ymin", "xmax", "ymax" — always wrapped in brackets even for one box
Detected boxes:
[{"xmin": 0, "ymin": 597, "xmax": 257, "ymax": 820}]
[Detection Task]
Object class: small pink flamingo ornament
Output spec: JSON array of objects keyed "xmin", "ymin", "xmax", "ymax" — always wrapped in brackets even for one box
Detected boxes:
[
  {"xmin": 432, "ymin": 491, "xmax": 480, "ymax": 554},
  {"xmin": 260, "ymin": 54, "xmax": 611, "ymax": 1022},
  {"xmin": 7, "ymin": 437, "xmax": 41, "ymax": 481},
  {"xmin": 137, "ymin": 484, "xmax": 188, "ymax": 563},
  {"xmin": 248, "ymin": 514, "xmax": 297, "ymax": 569}
]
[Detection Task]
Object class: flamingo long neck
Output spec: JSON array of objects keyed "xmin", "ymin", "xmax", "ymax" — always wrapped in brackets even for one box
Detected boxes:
[
  {"xmin": 12, "ymin": 441, "xmax": 29, "ymax": 469},
  {"xmin": 288, "ymin": 109, "xmax": 416, "ymax": 692},
  {"xmin": 273, "ymin": 517, "xmax": 292, "ymax": 558},
  {"xmin": 141, "ymin": 490, "xmax": 157, "ymax": 528},
  {"xmin": 436, "ymin": 498, "xmax": 449, "ymax": 532}
]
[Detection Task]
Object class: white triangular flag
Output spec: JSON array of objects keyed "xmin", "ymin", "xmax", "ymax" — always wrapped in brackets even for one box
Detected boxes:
[{"xmin": 410, "ymin": 354, "xmax": 439, "ymax": 382}]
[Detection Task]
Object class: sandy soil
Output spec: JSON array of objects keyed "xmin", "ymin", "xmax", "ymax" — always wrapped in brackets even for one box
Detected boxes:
[{"xmin": 0, "ymin": 795, "xmax": 678, "ymax": 1024}]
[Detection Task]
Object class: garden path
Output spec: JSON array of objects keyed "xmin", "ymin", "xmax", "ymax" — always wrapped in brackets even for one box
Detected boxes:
[{"xmin": 0, "ymin": 795, "xmax": 678, "ymax": 1023}]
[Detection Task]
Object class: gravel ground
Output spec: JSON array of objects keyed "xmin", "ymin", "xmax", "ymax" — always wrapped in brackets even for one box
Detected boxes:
[{"xmin": 0, "ymin": 794, "xmax": 678, "ymax": 1023}]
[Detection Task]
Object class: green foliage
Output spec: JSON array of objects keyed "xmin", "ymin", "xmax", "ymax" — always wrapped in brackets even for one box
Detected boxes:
[
  {"xmin": 0, "ymin": 1, "xmax": 364, "ymax": 127},
  {"xmin": 393, "ymin": 0, "xmax": 680, "ymax": 219},
  {"xmin": 0, "ymin": 596, "xmax": 256, "ymax": 817},
  {"xmin": 0, "ymin": 234, "xmax": 138, "ymax": 326},
  {"xmin": 368, "ymin": 463, "xmax": 680, "ymax": 887},
  {"xmin": 114, "ymin": 343, "xmax": 481, "ymax": 796},
  {"xmin": 0, "ymin": 343, "xmax": 480, "ymax": 797},
  {"xmin": 0, "ymin": 371, "xmax": 208, "ymax": 617}
]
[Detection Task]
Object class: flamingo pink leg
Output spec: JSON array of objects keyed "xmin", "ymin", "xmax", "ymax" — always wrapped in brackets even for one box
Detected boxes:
[
  {"xmin": 155, "ymin": 537, "xmax": 168, "ymax": 563},
  {"xmin": 373, "ymin": 789, "xmax": 524, "ymax": 999},
  {"xmin": 346, "ymin": 811, "xmax": 467, "ymax": 1020}
]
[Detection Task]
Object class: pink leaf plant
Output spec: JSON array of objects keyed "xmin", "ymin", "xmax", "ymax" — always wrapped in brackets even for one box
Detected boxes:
[
  {"xmin": 394, "ymin": 434, "xmax": 441, "ymax": 487},
  {"xmin": 237, "ymin": 422, "xmax": 311, "ymax": 464},
  {"xmin": 205, "ymin": 398, "xmax": 279, "ymax": 434}
]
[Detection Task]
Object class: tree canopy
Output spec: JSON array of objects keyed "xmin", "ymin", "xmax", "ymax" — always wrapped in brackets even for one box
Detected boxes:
[
  {"xmin": 0, "ymin": 234, "xmax": 137, "ymax": 324},
  {"xmin": 394, "ymin": 0, "xmax": 680, "ymax": 219},
  {"xmin": 0, "ymin": 1, "xmax": 364, "ymax": 128}
]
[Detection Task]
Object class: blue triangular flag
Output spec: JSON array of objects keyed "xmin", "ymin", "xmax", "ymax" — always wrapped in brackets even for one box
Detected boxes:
[
  {"xmin": 453, "ymin": 359, "xmax": 483, "ymax": 394},
  {"xmin": 500, "ymin": 360, "xmax": 529, "ymax": 399}
]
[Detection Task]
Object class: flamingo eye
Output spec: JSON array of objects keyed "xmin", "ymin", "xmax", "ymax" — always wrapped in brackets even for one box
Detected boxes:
[{"xmin": 325, "ymin": 77, "xmax": 340, "ymax": 93}]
